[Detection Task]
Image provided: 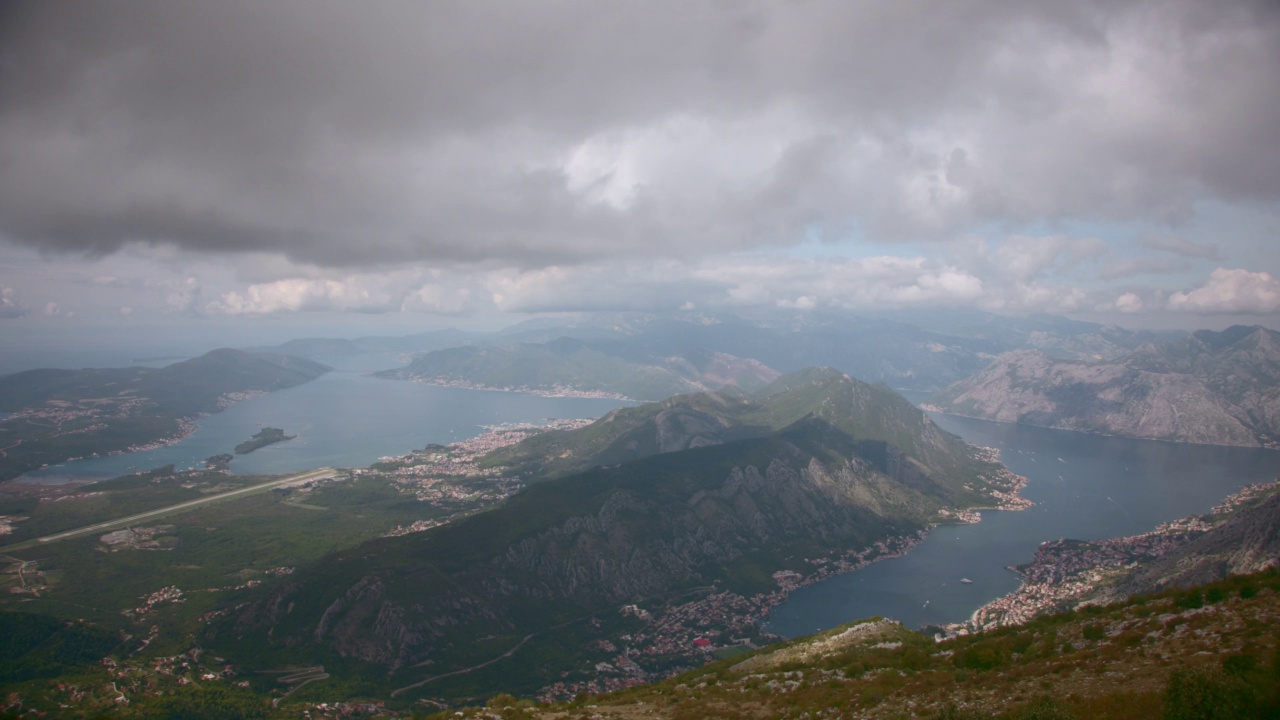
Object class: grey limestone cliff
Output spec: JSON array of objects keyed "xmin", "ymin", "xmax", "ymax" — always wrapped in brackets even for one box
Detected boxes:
[{"xmin": 931, "ymin": 325, "xmax": 1280, "ymax": 447}]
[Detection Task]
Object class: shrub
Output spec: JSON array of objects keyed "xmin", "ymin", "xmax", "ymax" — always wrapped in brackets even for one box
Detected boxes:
[
  {"xmin": 1175, "ymin": 591, "xmax": 1204, "ymax": 610},
  {"xmin": 487, "ymin": 693, "xmax": 519, "ymax": 709},
  {"xmin": 954, "ymin": 645, "xmax": 1005, "ymax": 671},
  {"xmin": 935, "ymin": 704, "xmax": 994, "ymax": 720},
  {"xmin": 1162, "ymin": 667, "xmax": 1253, "ymax": 720},
  {"xmin": 1013, "ymin": 695, "xmax": 1075, "ymax": 720}
]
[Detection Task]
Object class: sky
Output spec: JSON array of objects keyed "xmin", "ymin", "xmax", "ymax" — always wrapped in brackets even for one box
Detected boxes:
[{"xmin": 1, "ymin": 0, "xmax": 1279, "ymax": 343}]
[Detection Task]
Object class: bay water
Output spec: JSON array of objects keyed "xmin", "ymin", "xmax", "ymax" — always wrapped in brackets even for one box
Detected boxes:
[
  {"xmin": 19, "ymin": 357, "xmax": 1280, "ymax": 637},
  {"xmin": 20, "ymin": 354, "xmax": 634, "ymax": 483},
  {"xmin": 765, "ymin": 414, "xmax": 1280, "ymax": 636}
]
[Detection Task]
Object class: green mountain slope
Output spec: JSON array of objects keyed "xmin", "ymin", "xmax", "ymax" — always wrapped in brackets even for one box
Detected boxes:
[
  {"xmin": 931, "ymin": 325, "xmax": 1280, "ymax": 447},
  {"xmin": 484, "ymin": 367, "xmax": 993, "ymax": 489},
  {"xmin": 209, "ymin": 373, "xmax": 1023, "ymax": 702},
  {"xmin": 0, "ymin": 349, "xmax": 330, "ymax": 481},
  {"xmin": 471, "ymin": 571, "xmax": 1280, "ymax": 720}
]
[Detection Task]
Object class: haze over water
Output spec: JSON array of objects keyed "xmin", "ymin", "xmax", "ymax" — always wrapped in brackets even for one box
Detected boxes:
[{"xmin": 766, "ymin": 414, "xmax": 1280, "ymax": 637}]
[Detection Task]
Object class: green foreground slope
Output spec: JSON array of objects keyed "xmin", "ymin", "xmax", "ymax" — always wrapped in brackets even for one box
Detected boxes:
[
  {"xmin": 446, "ymin": 571, "xmax": 1280, "ymax": 720},
  {"xmin": 4, "ymin": 571, "xmax": 1278, "ymax": 719}
]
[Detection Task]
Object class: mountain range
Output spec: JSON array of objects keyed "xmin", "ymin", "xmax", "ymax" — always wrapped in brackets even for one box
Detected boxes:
[
  {"xmin": 210, "ymin": 368, "xmax": 1025, "ymax": 699},
  {"xmin": 375, "ymin": 337, "xmax": 779, "ymax": 400},
  {"xmin": 931, "ymin": 325, "xmax": 1280, "ymax": 447},
  {"xmin": 255, "ymin": 308, "xmax": 1180, "ymax": 393}
]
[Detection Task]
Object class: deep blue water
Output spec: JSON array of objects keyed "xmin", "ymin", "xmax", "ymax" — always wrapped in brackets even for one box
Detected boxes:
[
  {"xmin": 19, "ymin": 354, "xmax": 633, "ymax": 483},
  {"xmin": 765, "ymin": 414, "xmax": 1280, "ymax": 636}
]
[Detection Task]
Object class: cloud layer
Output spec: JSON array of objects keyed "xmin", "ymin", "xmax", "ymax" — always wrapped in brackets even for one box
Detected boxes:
[{"xmin": 2, "ymin": 0, "xmax": 1278, "ymax": 271}]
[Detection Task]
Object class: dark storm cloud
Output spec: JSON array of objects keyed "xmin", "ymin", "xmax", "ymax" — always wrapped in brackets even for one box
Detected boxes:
[{"xmin": 1, "ymin": 0, "xmax": 1278, "ymax": 268}]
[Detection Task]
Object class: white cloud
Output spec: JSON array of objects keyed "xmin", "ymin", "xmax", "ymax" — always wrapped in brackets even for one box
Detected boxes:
[
  {"xmin": 483, "ymin": 246, "xmax": 1104, "ymax": 317},
  {"xmin": 986, "ymin": 235, "xmax": 1108, "ymax": 283},
  {"xmin": 163, "ymin": 277, "xmax": 203, "ymax": 315},
  {"xmin": 400, "ymin": 283, "xmax": 476, "ymax": 315},
  {"xmin": 778, "ymin": 296, "xmax": 817, "ymax": 310},
  {"xmin": 1167, "ymin": 268, "xmax": 1280, "ymax": 314},
  {"xmin": 209, "ymin": 278, "xmax": 398, "ymax": 315},
  {"xmin": 1115, "ymin": 292, "xmax": 1144, "ymax": 313},
  {"xmin": 205, "ymin": 268, "xmax": 490, "ymax": 316},
  {"xmin": 0, "ymin": 287, "xmax": 25, "ymax": 319}
]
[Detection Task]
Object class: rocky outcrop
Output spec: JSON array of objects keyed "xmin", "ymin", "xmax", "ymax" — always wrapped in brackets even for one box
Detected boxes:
[{"xmin": 931, "ymin": 326, "xmax": 1280, "ymax": 447}]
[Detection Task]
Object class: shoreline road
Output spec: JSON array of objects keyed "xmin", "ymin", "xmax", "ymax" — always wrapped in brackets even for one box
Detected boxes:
[{"xmin": 0, "ymin": 467, "xmax": 336, "ymax": 552}]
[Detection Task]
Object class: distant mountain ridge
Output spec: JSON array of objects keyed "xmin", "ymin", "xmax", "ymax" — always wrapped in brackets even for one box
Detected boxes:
[
  {"xmin": 931, "ymin": 325, "xmax": 1280, "ymax": 447},
  {"xmin": 253, "ymin": 309, "xmax": 1181, "ymax": 392},
  {"xmin": 482, "ymin": 366, "xmax": 987, "ymax": 486},
  {"xmin": 376, "ymin": 336, "xmax": 780, "ymax": 400},
  {"xmin": 0, "ymin": 349, "xmax": 330, "ymax": 481}
]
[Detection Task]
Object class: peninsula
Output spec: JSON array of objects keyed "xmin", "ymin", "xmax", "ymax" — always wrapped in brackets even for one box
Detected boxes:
[{"xmin": 0, "ymin": 349, "xmax": 330, "ymax": 482}]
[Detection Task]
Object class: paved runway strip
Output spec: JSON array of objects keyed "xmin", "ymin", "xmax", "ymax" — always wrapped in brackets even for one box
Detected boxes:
[{"xmin": 0, "ymin": 467, "xmax": 335, "ymax": 552}]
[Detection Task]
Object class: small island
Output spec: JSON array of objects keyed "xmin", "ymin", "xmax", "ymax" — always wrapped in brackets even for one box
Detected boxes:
[
  {"xmin": 204, "ymin": 453, "xmax": 234, "ymax": 471},
  {"xmin": 234, "ymin": 427, "xmax": 295, "ymax": 455}
]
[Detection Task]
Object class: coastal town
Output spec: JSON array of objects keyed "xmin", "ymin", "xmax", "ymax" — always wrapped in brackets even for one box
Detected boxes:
[
  {"xmin": 948, "ymin": 479, "xmax": 1280, "ymax": 635},
  {"xmin": 396, "ymin": 375, "xmax": 635, "ymax": 401},
  {"xmin": 354, "ymin": 419, "xmax": 592, "ymax": 521},
  {"xmin": 532, "ymin": 532, "xmax": 931, "ymax": 702},
  {"xmin": 4, "ymin": 388, "xmax": 274, "ymax": 462}
]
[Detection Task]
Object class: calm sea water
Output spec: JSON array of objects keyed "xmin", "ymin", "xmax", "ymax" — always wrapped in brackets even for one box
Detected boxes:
[
  {"xmin": 765, "ymin": 414, "xmax": 1280, "ymax": 637},
  {"xmin": 20, "ymin": 354, "xmax": 634, "ymax": 482}
]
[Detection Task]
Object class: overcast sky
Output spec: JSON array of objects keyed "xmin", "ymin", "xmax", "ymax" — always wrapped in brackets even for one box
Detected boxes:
[{"xmin": 1, "ymin": 0, "xmax": 1278, "ymax": 336}]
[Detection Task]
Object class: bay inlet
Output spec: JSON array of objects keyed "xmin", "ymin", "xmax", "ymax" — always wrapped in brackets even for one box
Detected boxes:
[
  {"xmin": 19, "ymin": 354, "xmax": 636, "ymax": 483},
  {"xmin": 765, "ymin": 413, "xmax": 1280, "ymax": 637}
]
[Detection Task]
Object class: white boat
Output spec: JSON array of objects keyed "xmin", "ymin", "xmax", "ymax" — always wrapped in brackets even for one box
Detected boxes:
[{"xmin": 960, "ymin": 577, "xmax": 974, "ymax": 584}]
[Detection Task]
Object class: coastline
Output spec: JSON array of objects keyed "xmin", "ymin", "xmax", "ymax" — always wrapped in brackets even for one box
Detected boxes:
[
  {"xmin": 941, "ymin": 477, "xmax": 1280, "ymax": 638},
  {"xmin": 536, "ymin": 530, "xmax": 933, "ymax": 702},
  {"xmin": 541, "ymin": 457, "xmax": 1040, "ymax": 701},
  {"xmin": 386, "ymin": 375, "xmax": 639, "ymax": 401},
  {"xmin": 11, "ymin": 387, "xmax": 281, "ymax": 483}
]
